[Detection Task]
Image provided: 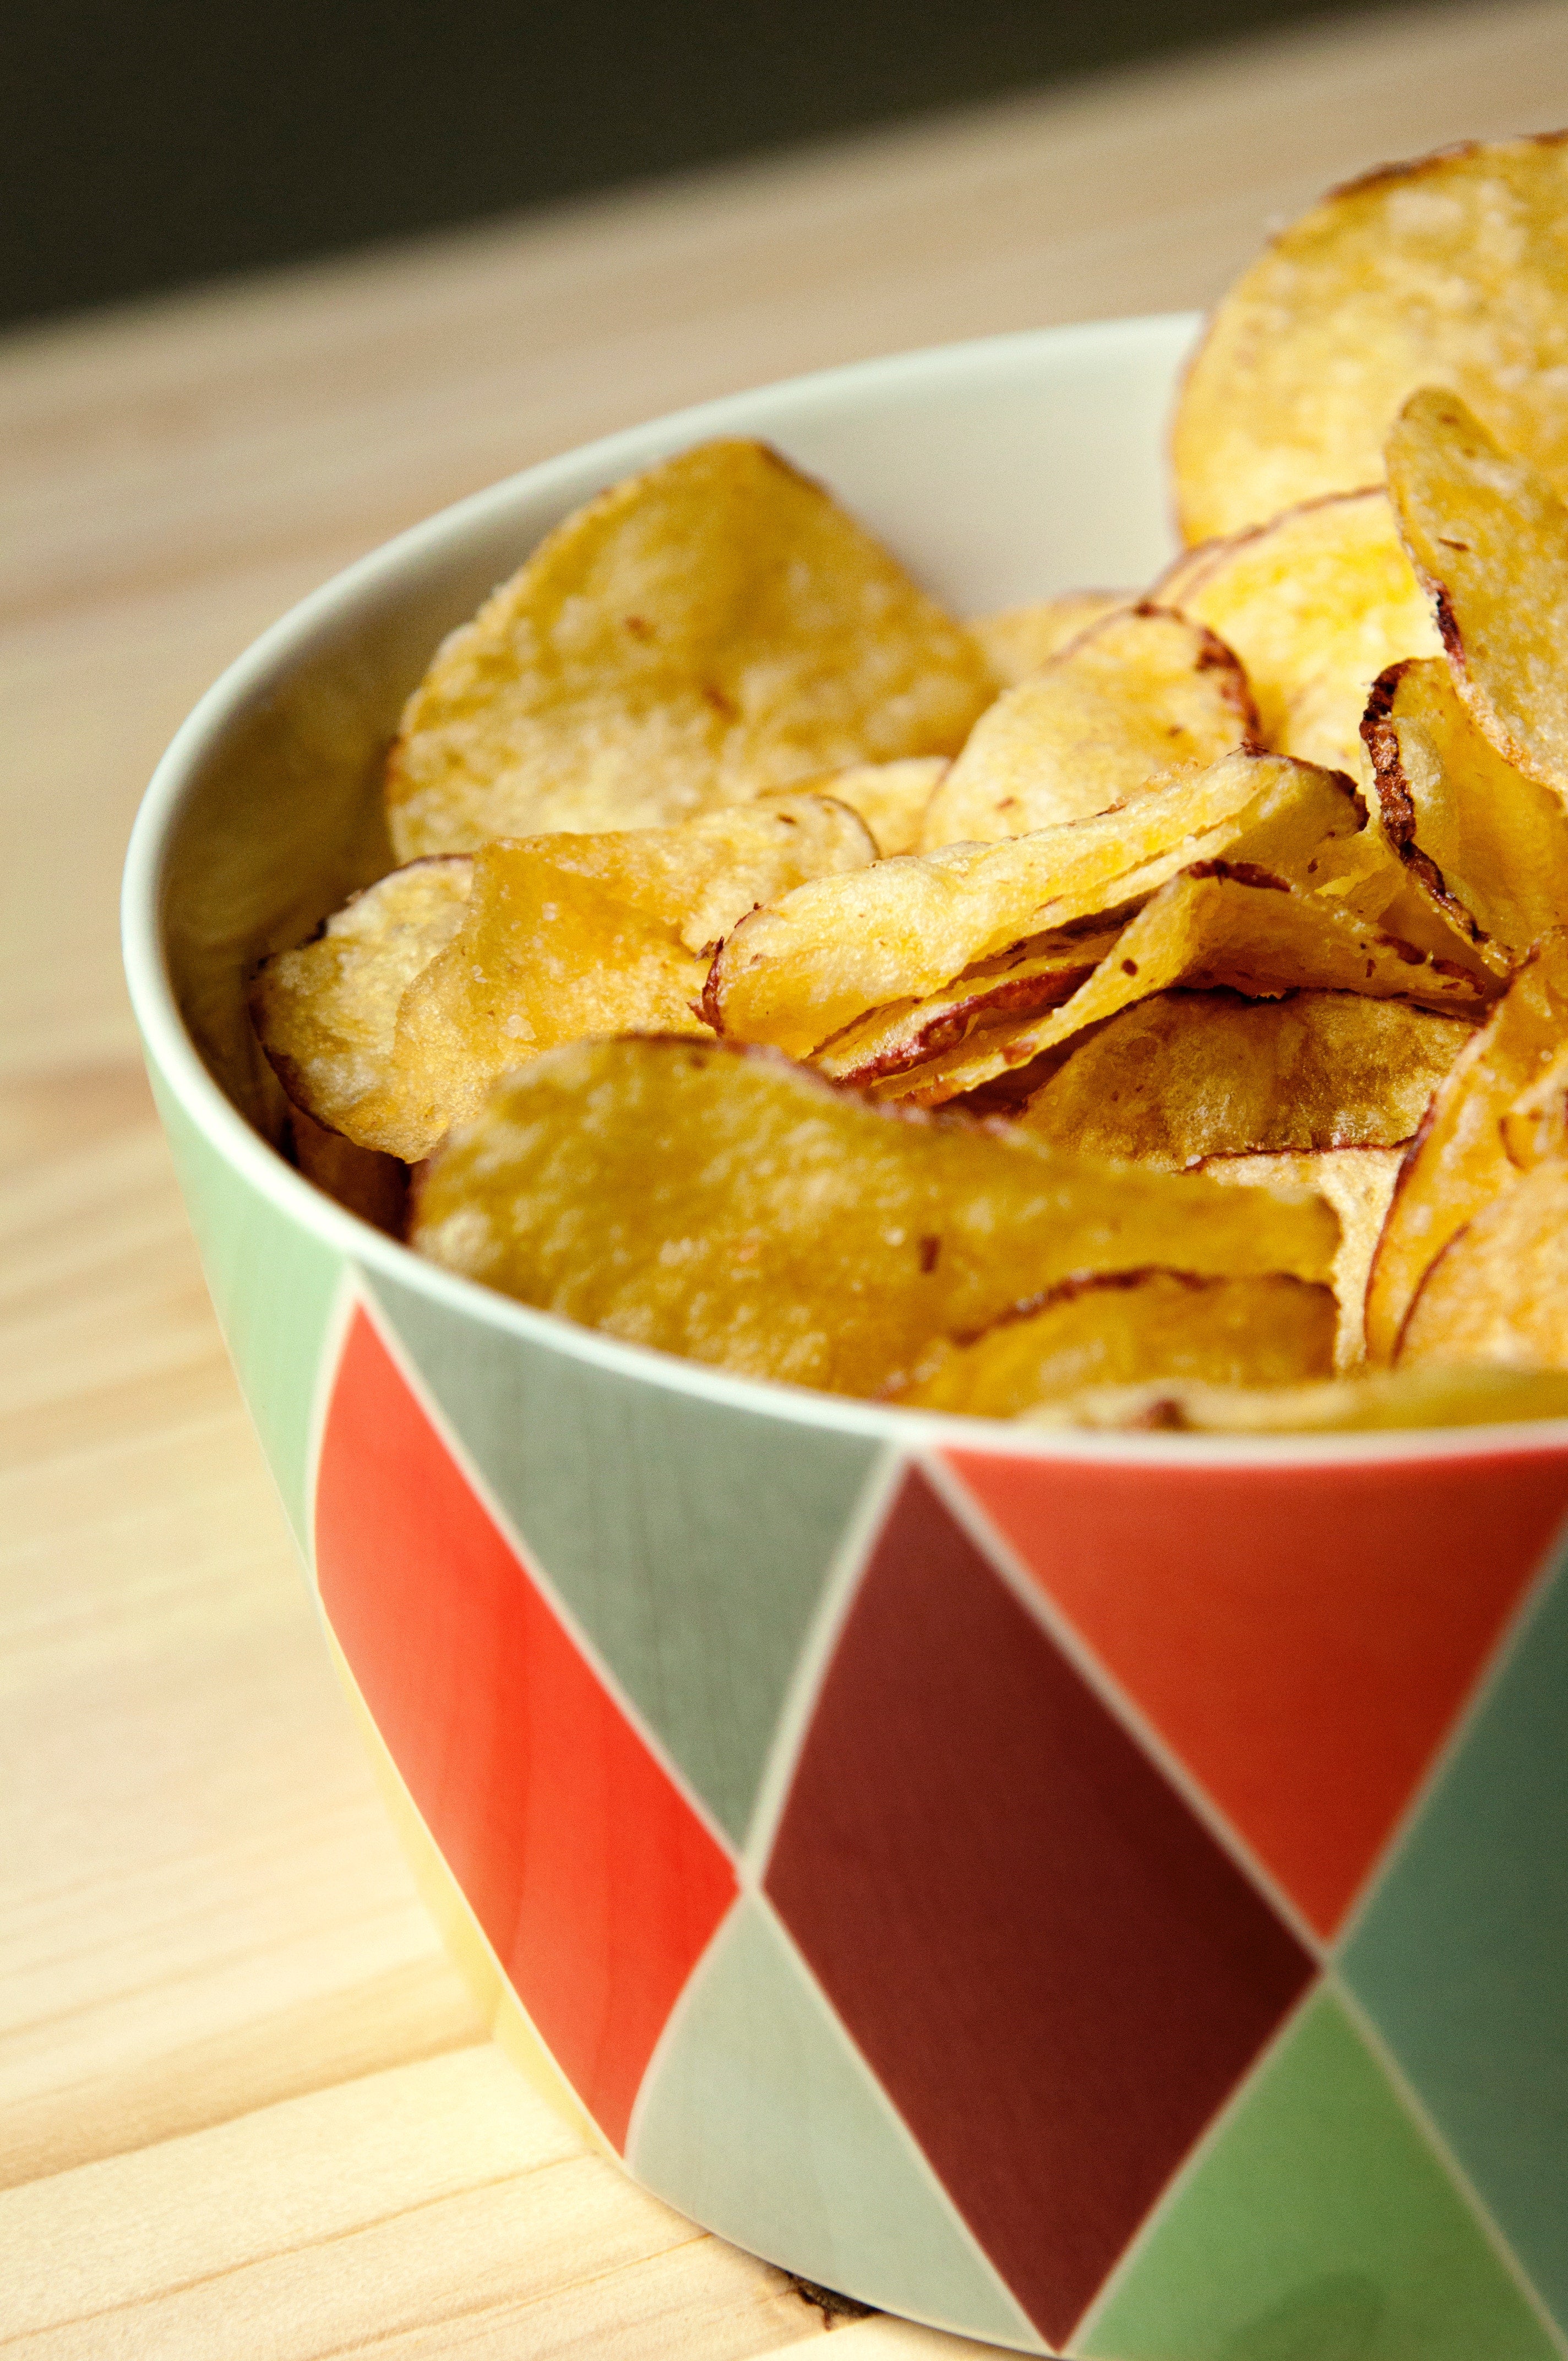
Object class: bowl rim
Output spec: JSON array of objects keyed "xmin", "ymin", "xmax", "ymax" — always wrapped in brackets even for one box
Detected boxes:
[{"xmin": 122, "ymin": 316, "xmax": 1568, "ymax": 1473}]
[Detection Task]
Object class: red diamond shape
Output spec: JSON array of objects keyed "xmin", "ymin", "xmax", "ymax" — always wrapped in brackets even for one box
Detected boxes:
[{"xmin": 314, "ymin": 1303, "xmax": 737, "ymax": 2149}]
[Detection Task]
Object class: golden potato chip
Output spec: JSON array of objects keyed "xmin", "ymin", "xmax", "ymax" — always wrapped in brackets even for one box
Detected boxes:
[
  {"xmin": 1501, "ymin": 1040, "xmax": 1568, "ymax": 1170},
  {"xmin": 287, "ymin": 1104, "xmax": 409, "ymax": 1237},
  {"xmin": 813, "ymin": 923, "xmax": 1124, "ymax": 1089},
  {"xmin": 515, "ymin": 791, "xmax": 876, "ymax": 953},
  {"xmin": 393, "ymin": 851, "xmax": 710, "ymax": 1157},
  {"xmin": 888, "ymin": 1270, "xmax": 1335, "ymax": 1416},
  {"xmin": 707, "ymin": 750, "xmax": 1365, "ymax": 1058},
  {"xmin": 1021, "ymin": 988, "xmax": 1471, "ymax": 1165},
  {"xmin": 1364, "ymin": 929, "xmax": 1568, "ymax": 1362},
  {"xmin": 920, "ymin": 606, "xmax": 1256, "ymax": 848},
  {"xmin": 385, "ymin": 439, "xmax": 995, "ymax": 855},
  {"xmin": 1173, "ymin": 491, "xmax": 1440, "ymax": 775},
  {"xmin": 872, "ymin": 863, "xmax": 1487, "ymax": 1107},
  {"xmin": 411, "ymin": 1037, "xmax": 1339, "ymax": 1397},
  {"xmin": 1030, "ymin": 1363, "xmax": 1568, "ymax": 1433},
  {"xmin": 1198, "ymin": 1145, "xmax": 1406, "ymax": 1369},
  {"xmin": 1385, "ymin": 388, "xmax": 1568, "ymax": 799},
  {"xmin": 251, "ymin": 855, "xmax": 473, "ymax": 1149},
  {"xmin": 1173, "ymin": 133, "xmax": 1568, "ymax": 542},
  {"xmin": 779, "ymin": 758, "xmax": 948, "ymax": 857},
  {"xmin": 1362, "ymin": 656, "xmax": 1568, "ymax": 961},
  {"xmin": 1399, "ymin": 1158, "xmax": 1568, "ymax": 1369},
  {"xmin": 968, "ymin": 591, "xmax": 1131, "ymax": 684}
]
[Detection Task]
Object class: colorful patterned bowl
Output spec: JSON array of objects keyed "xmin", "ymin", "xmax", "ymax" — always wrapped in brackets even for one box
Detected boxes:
[{"xmin": 122, "ymin": 317, "xmax": 1568, "ymax": 2360}]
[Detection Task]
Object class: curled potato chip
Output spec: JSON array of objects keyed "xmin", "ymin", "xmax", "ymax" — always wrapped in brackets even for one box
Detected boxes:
[
  {"xmin": 813, "ymin": 924, "xmax": 1123, "ymax": 1088},
  {"xmin": 1362, "ymin": 656, "xmax": 1568, "ymax": 961},
  {"xmin": 1364, "ymin": 929, "xmax": 1568, "ymax": 1362},
  {"xmin": 1398, "ymin": 1158, "xmax": 1568, "ymax": 1369},
  {"xmin": 888, "ymin": 1270, "xmax": 1335, "ymax": 1416},
  {"xmin": 1174, "ymin": 491, "xmax": 1440, "ymax": 775},
  {"xmin": 251, "ymin": 856, "xmax": 473, "ymax": 1149},
  {"xmin": 1021, "ymin": 988, "xmax": 1471, "ymax": 1165},
  {"xmin": 411, "ymin": 1037, "xmax": 1339, "ymax": 1397},
  {"xmin": 1028, "ymin": 1363, "xmax": 1568, "ymax": 1433},
  {"xmin": 781, "ymin": 758, "xmax": 948, "ymax": 857},
  {"xmin": 1386, "ymin": 388, "xmax": 1568, "ymax": 800},
  {"xmin": 386, "ymin": 439, "xmax": 995, "ymax": 855},
  {"xmin": 968, "ymin": 591, "xmax": 1130, "ymax": 683},
  {"xmin": 1173, "ymin": 133, "xmax": 1568, "ymax": 541},
  {"xmin": 1197, "ymin": 1145, "xmax": 1405, "ymax": 1370},
  {"xmin": 873, "ymin": 864, "xmax": 1487, "ymax": 1107},
  {"xmin": 707, "ymin": 750, "xmax": 1365, "ymax": 1058},
  {"xmin": 920, "ymin": 606, "xmax": 1256, "ymax": 848}
]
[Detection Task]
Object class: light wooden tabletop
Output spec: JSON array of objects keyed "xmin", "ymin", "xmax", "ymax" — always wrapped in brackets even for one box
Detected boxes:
[{"xmin": 5, "ymin": 4, "xmax": 1567, "ymax": 2350}]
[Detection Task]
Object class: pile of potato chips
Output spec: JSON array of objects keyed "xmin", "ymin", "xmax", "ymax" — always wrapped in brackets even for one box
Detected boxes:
[{"xmin": 253, "ymin": 132, "xmax": 1568, "ymax": 1431}]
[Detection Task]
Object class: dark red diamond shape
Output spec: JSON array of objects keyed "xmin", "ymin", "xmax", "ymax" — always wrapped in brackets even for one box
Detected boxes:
[
  {"xmin": 314, "ymin": 1303, "xmax": 737, "ymax": 2150},
  {"xmin": 764, "ymin": 1466, "xmax": 1314, "ymax": 2348}
]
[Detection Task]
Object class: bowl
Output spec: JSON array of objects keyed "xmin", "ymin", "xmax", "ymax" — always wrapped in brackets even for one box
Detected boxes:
[{"xmin": 122, "ymin": 317, "xmax": 1568, "ymax": 2359}]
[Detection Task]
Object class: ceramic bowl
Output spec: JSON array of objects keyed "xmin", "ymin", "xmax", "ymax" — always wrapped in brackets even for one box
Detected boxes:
[{"xmin": 122, "ymin": 317, "xmax": 1568, "ymax": 2359}]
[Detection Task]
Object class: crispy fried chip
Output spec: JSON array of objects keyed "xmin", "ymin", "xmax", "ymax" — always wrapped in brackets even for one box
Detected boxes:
[
  {"xmin": 411, "ymin": 1037, "xmax": 1340, "ymax": 1397},
  {"xmin": 385, "ymin": 439, "xmax": 995, "ymax": 855},
  {"xmin": 707, "ymin": 750, "xmax": 1365, "ymax": 1057},
  {"xmin": 251, "ymin": 855, "xmax": 473, "ymax": 1150},
  {"xmin": 1021, "ymin": 988, "xmax": 1471, "ymax": 1165},
  {"xmin": 1398, "ymin": 1158, "xmax": 1568, "ymax": 1369},
  {"xmin": 287, "ymin": 1105, "xmax": 409, "ymax": 1236},
  {"xmin": 813, "ymin": 924, "xmax": 1124, "ymax": 1087},
  {"xmin": 1172, "ymin": 133, "xmax": 1568, "ymax": 541},
  {"xmin": 779, "ymin": 758, "xmax": 948, "ymax": 857},
  {"xmin": 1198, "ymin": 1145, "xmax": 1406, "ymax": 1369},
  {"xmin": 1028, "ymin": 1364, "xmax": 1568, "ymax": 1433},
  {"xmin": 1385, "ymin": 388, "xmax": 1568, "ymax": 799},
  {"xmin": 968, "ymin": 591, "xmax": 1130, "ymax": 683},
  {"xmin": 872, "ymin": 864, "xmax": 1486, "ymax": 1106},
  {"xmin": 920, "ymin": 606, "xmax": 1256, "ymax": 848},
  {"xmin": 1173, "ymin": 491, "xmax": 1440, "ymax": 775},
  {"xmin": 1362, "ymin": 656, "xmax": 1568, "ymax": 960},
  {"xmin": 1364, "ymin": 929, "xmax": 1568, "ymax": 1361},
  {"xmin": 1501, "ymin": 1040, "xmax": 1568, "ymax": 1169},
  {"xmin": 888, "ymin": 1270, "xmax": 1335, "ymax": 1416}
]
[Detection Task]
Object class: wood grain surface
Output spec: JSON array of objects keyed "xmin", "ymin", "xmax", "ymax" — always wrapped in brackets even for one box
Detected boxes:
[{"xmin": 4, "ymin": 5, "xmax": 1565, "ymax": 2349}]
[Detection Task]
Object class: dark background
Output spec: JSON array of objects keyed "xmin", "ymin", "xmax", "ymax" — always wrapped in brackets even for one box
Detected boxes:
[{"xmin": 4, "ymin": 0, "xmax": 1428, "ymax": 329}]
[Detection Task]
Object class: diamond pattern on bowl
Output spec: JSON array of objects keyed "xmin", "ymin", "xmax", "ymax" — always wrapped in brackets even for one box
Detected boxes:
[
  {"xmin": 763, "ymin": 1464, "xmax": 1314, "ymax": 2347},
  {"xmin": 313, "ymin": 1300, "xmax": 737, "ymax": 2150}
]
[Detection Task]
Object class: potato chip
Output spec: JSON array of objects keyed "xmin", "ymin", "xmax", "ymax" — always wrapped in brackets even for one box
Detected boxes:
[
  {"xmin": 706, "ymin": 750, "xmax": 1365, "ymax": 1058},
  {"xmin": 1021, "ymin": 988, "xmax": 1471, "ymax": 1165},
  {"xmin": 385, "ymin": 439, "xmax": 996, "ymax": 855},
  {"xmin": 1363, "ymin": 929, "xmax": 1568, "ymax": 1362},
  {"xmin": 813, "ymin": 924, "xmax": 1124, "ymax": 1087},
  {"xmin": 968, "ymin": 591, "xmax": 1130, "ymax": 684},
  {"xmin": 1501, "ymin": 1041, "xmax": 1568, "ymax": 1170},
  {"xmin": 778, "ymin": 758, "xmax": 948, "ymax": 857},
  {"xmin": 1030, "ymin": 1363, "xmax": 1568, "ymax": 1434},
  {"xmin": 1173, "ymin": 133, "xmax": 1568, "ymax": 541},
  {"xmin": 393, "ymin": 851, "xmax": 710, "ymax": 1157},
  {"xmin": 411, "ymin": 1037, "xmax": 1340, "ymax": 1397},
  {"xmin": 873, "ymin": 863, "xmax": 1487, "ymax": 1106},
  {"xmin": 1173, "ymin": 491, "xmax": 1440, "ymax": 775},
  {"xmin": 1198, "ymin": 1145, "xmax": 1406, "ymax": 1369},
  {"xmin": 251, "ymin": 855, "xmax": 473, "ymax": 1150},
  {"xmin": 888, "ymin": 1270, "xmax": 1335, "ymax": 1415},
  {"xmin": 287, "ymin": 1104, "xmax": 409, "ymax": 1237},
  {"xmin": 511, "ymin": 790, "xmax": 876, "ymax": 953},
  {"xmin": 920, "ymin": 606, "xmax": 1256, "ymax": 848},
  {"xmin": 1362, "ymin": 656, "xmax": 1568, "ymax": 961},
  {"xmin": 1385, "ymin": 388, "xmax": 1568, "ymax": 799},
  {"xmin": 1398, "ymin": 1158, "xmax": 1568, "ymax": 1369}
]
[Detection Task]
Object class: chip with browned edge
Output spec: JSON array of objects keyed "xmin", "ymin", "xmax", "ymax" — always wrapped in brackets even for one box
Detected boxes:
[
  {"xmin": 1199, "ymin": 1145, "xmax": 1405, "ymax": 1369},
  {"xmin": 1399, "ymin": 1158, "xmax": 1568, "ymax": 1370},
  {"xmin": 1173, "ymin": 134, "xmax": 1568, "ymax": 542},
  {"xmin": 1386, "ymin": 387, "xmax": 1568, "ymax": 802},
  {"xmin": 968, "ymin": 591, "xmax": 1130, "ymax": 683},
  {"xmin": 888, "ymin": 1270, "xmax": 1335, "ymax": 1416},
  {"xmin": 921, "ymin": 605, "xmax": 1256, "ymax": 848},
  {"xmin": 411, "ymin": 1037, "xmax": 1339, "ymax": 1399},
  {"xmin": 386, "ymin": 439, "xmax": 995, "ymax": 855},
  {"xmin": 1364, "ymin": 930, "xmax": 1568, "ymax": 1363}
]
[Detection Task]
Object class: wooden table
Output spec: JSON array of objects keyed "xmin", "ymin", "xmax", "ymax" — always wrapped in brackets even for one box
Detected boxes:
[{"xmin": 5, "ymin": 5, "xmax": 1566, "ymax": 2348}]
